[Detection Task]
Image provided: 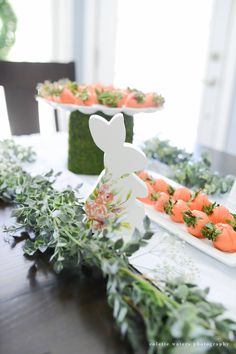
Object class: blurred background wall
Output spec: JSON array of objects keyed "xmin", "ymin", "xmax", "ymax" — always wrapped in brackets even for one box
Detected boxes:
[{"xmin": 1, "ymin": 0, "xmax": 236, "ymax": 155}]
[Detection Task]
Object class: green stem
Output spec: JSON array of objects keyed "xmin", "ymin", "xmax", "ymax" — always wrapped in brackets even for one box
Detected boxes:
[
  {"xmin": 64, "ymin": 231, "xmax": 82, "ymax": 246},
  {"xmin": 54, "ymin": 217, "xmax": 82, "ymax": 247},
  {"xmin": 119, "ymin": 266, "xmax": 179, "ymax": 309},
  {"xmin": 119, "ymin": 267, "xmax": 235, "ymax": 345}
]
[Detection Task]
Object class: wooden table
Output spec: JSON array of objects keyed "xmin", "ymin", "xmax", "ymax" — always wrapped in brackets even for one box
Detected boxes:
[
  {"xmin": 0, "ymin": 203, "xmax": 133, "ymax": 354},
  {"xmin": 1, "ymin": 133, "xmax": 236, "ymax": 354},
  {"xmin": 195, "ymin": 144, "xmax": 236, "ymax": 175}
]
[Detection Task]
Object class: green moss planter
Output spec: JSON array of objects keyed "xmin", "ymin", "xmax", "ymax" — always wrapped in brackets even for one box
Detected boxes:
[{"xmin": 68, "ymin": 110, "xmax": 134, "ymax": 175}]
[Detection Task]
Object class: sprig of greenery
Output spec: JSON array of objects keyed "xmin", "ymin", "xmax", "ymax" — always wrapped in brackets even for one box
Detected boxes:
[
  {"xmin": 96, "ymin": 89, "xmax": 123, "ymax": 107},
  {"xmin": 143, "ymin": 137, "xmax": 235, "ymax": 195},
  {"xmin": 1, "ymin": 139, "xmax": 236, "ymax": 353},
  {"xmin": 172, "ymin": 156, "xmax": 235, "ymax": 195},
  {"xmin": 0, "ymin": 0, "xmax": 17, "ymax": 59},
  {"xmin": 0, "ymin": 139, "xmax": 36, "ymax": 164},
  {"xmin": 144, "ymin": 137, "xmax": 192, "ymax": 165}
]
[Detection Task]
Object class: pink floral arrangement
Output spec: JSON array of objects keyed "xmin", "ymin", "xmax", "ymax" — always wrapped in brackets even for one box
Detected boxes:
[{"xmin": 85, "ymin": 174, "xmax": 130, "ymax": 230}]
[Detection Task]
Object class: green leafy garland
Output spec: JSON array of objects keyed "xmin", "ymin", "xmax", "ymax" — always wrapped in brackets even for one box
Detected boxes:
[
  {"xmin": 144, "ymin": 137, "xmax": 235, "ymax": 195},
  {"xmin": 1, "ymin": 140, "xmax": 236, "ymax": 354},
  {"xmin": 0, "ymin": 0, "xmax": 17, "ymax": 59}
]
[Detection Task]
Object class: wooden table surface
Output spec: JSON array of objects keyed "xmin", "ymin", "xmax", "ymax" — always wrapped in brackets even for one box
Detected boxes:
[
  {"xmin": 0, "ymin": 137, "xmax": 236, "ymax": 354},
  {"xmin": 0, "ymin": 204, "xmax": 133, "ymax": 354},
  {"xmin": 195, "ymin": 144, "xmax": 236, "ymax": 175}
]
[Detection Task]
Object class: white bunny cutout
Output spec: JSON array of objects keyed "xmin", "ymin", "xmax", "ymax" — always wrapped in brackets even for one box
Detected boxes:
[{"xmin": 85, "ymin": 113, "xmax": 148, "ymax": 236}]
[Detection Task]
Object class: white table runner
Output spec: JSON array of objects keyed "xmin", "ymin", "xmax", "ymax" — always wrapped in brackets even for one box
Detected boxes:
[{"xmin": 14, "ymin": 133, "xmax": 236, "ymax": 321}]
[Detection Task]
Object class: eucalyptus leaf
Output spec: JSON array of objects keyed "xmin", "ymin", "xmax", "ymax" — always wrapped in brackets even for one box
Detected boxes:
[
  {"xmin": 143, "ymin": 136, "xmax": 235, "ymax": 195},
  {"xmin": 114, "ymin": 238, "xmax": 124, "ymax": 250}
]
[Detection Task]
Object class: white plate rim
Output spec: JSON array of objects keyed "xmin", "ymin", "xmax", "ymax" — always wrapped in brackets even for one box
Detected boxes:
[
  {"xmin": 36, "ymin": 97, "xmax": 163, "ymax": 116},
  {"xmin": 146, "ymin": 206, "xmax": 236, "ymax": 267}
]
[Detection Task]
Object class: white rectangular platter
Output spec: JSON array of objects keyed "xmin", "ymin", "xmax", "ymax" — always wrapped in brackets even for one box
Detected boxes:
[
  {"xmin": 145, "ymin": 173, "xmax": 236, "ymax": 267},
  {"xmin": 145, "ymin": 204, "xmax": 236, "ymax": 267}
]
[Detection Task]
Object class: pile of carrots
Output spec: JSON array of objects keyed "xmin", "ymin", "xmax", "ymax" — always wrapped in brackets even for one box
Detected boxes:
[
  {"xmin": 37, "ymin": 80, "xmax": 164, "ymax": 109},
  {"xmin": 137, "ymin": 171, "xmax": 236, "ymax": 253}
]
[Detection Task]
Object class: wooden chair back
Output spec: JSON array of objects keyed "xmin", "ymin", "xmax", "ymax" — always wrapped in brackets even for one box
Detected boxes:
[{"xmin": 0, "ymin": 61, "xmax": 75, "ymax": 135}]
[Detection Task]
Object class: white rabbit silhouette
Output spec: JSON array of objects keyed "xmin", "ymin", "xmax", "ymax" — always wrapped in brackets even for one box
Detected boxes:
[{"xmin": 86, "ymin": 113, "xmax": 148, "ymax": 235}]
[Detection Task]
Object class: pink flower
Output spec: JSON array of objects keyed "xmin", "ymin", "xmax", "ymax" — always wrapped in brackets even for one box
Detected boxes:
[
  {"xmin": 95, "ymin": 204, "xmax": 108, "ymax": 221},
  {"xmin": 95, "ymin": 192, "xmax": 114, "ymax": 204},
  {"xmin": 93, "ymin": 220, "xmax": 105, "ymax": 230},
  {"xmin": 95, "ymin": 195, "xmax": 105, "ymax": 204},
  {"xmin": 99, "ymin": 184, "xmax": 109, "ymax": 194},
  {"xmin": 85, "ymin": 201, "xmax": 108, "ymax": 222},
  {"xmin": 103, "ymin": 192, "xmax": 114, "ymax": 203}
]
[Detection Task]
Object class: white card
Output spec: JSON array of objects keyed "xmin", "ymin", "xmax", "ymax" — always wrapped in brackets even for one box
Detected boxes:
[{"xmin": 85, "ymin": 113, "xmax": 148, "ymax": 235}]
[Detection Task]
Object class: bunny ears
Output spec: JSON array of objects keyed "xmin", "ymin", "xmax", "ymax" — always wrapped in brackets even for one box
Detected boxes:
[
  {"xmin": 89, "ymin": 113, "xmax": 147, "ymax": 176},
  {"xmin": 89, "ymin": 113, "xmax": 126, "ymax": 152}
]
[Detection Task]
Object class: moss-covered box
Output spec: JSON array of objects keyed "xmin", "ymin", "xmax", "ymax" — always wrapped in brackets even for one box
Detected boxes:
[{"xmin": 68, "ymin": 110, "xmax": 134, "ymax": 175}]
